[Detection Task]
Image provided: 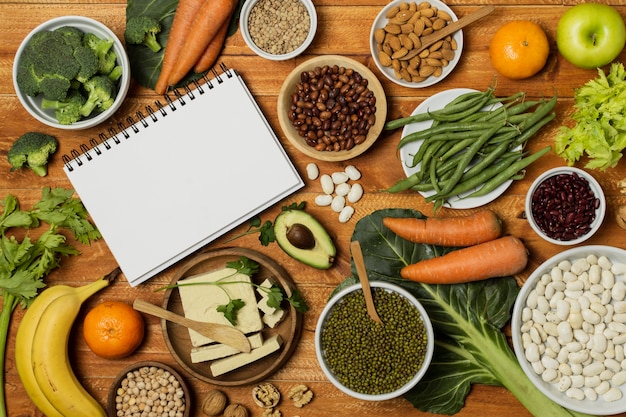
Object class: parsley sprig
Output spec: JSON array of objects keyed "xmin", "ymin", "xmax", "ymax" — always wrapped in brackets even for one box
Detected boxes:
[
  {"xmin": 157, "ymin": 256, "xmax": 308, "ymax": 325},
  {"xmin": 223, "ymin": 202, "xmax": 306, "ymax": 246}
]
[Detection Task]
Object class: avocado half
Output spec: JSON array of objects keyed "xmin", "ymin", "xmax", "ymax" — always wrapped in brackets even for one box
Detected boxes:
[{"xmin": 274, "ymin": 209, "xmax": 336, "ymax": 269}]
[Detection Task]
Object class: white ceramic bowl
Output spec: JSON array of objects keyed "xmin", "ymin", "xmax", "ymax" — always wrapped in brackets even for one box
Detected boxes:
[
  {"xmin": 12, "ymin": 16, "xmax": 130, "ymax": 130},
  {"xmin": 370, "ymin": 0, "xmax": 463, "ymax": 88},
  {"xmin": 525, "ymin": 166, "xmax": 606, "ymax": 245},
  {"xmin": 315, "ymin": 281, "xmax": 434, "ymax": 401},
  {"xmin": 240, "ymin": 0, "xmax": 317, "ymax": 61},
  {"xmin": 511, "ymin": 245, "xmax": 626, "ymax": 415}
]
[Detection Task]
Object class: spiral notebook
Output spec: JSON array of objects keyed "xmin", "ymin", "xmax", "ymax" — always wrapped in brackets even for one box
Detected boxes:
[{"xmin": 63, "ymin": 65, "xmax": 304, "ymax": 286}]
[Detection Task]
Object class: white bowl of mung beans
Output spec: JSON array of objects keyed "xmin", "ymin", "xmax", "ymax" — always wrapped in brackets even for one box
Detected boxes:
[
  {"xmin": 315, "ymin": 281, "xmax": 434, "ymax": 401},
  {"xmin": 240, "ymin": 0, "xmax": 317, "ymax": 61}
]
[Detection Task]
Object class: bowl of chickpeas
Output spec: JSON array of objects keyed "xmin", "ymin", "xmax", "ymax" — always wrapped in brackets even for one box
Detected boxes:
[
  {"xmin": 108, "ymin": 361, "xmax": 191, "ymax": 417},
  {"xmin": 315, "ymin": 281, "xmax": 434, "ymax": 400},
  {"xmin": 277, "ymin": 55, "xmax": 388, "ymax": 162},
  {"xmin": 511, "ymin": 245, "xmax": 626, "ymax": 415}
]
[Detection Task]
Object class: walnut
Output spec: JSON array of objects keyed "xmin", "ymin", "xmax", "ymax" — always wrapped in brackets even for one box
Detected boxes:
[
  {"xmin": 224, "ymin": 403, "xmax": 249, "ymax": 417},
  {"xmin": 261, "ymin": 408, "xmax": 281, "ymax": 417},
  {"xmin": 287, "ymin": 384, "xmax": 313, "ymax": 408},
  {"xmin": 252, "ymin": 382, "xmax": 281, "ymax": 408},
  {"xmin": 201, "ymin": 389, "xmax": 228, "ymax": 416}
]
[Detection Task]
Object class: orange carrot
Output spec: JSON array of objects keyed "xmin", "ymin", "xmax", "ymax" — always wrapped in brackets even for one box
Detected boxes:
[
  {"xmin": 154, "ymin": 0, "xmax": 206, "ymax": 95},
  {"xmin": 400, "ymin": 236, "xmax": 528, "ymax": 284},
  {"xmin": 168, "ymin": 0, "xmax": 237, "ymax": 87},
  {"xmin": 383, "ymin": 210, "xmax": 502, "ymax": 247},
  {"xmin": 194, "ymin": 9, "xmax": 232, "ymax": 73}
]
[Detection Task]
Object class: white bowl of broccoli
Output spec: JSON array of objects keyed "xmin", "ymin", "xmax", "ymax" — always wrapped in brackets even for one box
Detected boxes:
[{"xmin": 12, "ymin": 16, "xmax": 131, "ymax": 130}]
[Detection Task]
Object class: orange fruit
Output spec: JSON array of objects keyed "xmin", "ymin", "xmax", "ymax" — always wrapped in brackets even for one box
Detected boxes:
[
  {"xmin": 489, "ymin": 20, "xmax": 550, "ymax": 80},
  {"xmin": 82, "ymin": 300, "xmax": 144, "ymax": 359}
]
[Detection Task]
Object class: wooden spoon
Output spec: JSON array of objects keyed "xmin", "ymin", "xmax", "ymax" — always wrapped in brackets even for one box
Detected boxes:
[
  {"xmin": 413, "ymin": 5, "xmax": 496, "ymax": 55},
  {"xmin": 133, "ymin": 298, "xmax": 251, "ymax": 353},
  {"xmin": 351, "ymin": 240, "xmax": 383, "ymax": 324}
]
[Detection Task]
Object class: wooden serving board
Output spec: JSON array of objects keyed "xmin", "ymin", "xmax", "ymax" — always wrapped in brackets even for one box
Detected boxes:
[{"xmin": 160, "ymin": 247, "xmax": 303, "ymax": 386}]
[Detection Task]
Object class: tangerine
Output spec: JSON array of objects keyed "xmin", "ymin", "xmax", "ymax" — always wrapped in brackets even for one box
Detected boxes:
[
  {"xmin": 82, "ymin": 300, "xmax": 144, "ymax": 359},
  {"xmin": 489, "ymin": 20, "xmax": 550, "ymax": 80}
]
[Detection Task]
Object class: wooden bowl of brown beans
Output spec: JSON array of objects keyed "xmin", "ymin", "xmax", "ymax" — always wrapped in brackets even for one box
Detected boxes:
[
  {"xmin": 525, "ymin": 166, "xmax": 606, "ymax": 245},
  {"xmin": 108, "ymin": 361, "xmax": 191, "ymax": 417},
  {"xmin": 277, "ymin": 55, "xmax": 387, "ymax": 162}
]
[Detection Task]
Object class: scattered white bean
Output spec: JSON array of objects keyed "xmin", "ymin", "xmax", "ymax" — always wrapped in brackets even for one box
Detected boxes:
[
  {"xmin": 338, "ymin": 206, "xmax": 354, "ymax": 223},
  {"xmin": 331, "ymin": 171, "xmax": 349, "ymax": 184},
  {"xmin": 335, "ymin": 182, "xmax": 351, "ymax": 197},
  {"xmin": 347, "ymin": 183, "xmax": 363, "ymax": 203},
  {"xmin": 315, "ymin": 194, "xmax": 332, "ymax": 207},
  {"xmin": 344, "ymin": 165, "xmax": 361, "ymax": 180},
  {"xmin": 306, "ymin": 162, "xmax": 319, "ymax": 180},
  {"xmin": 520, "ymin": 253, "xmax": 626, "ymax": 403},
  {"xmin": 320, "ymin": 174, "xmax": 334, "ymax": 194},
  {"xmin": 330, "ymin": 195, "xmax": 345, "ymax": 213}
]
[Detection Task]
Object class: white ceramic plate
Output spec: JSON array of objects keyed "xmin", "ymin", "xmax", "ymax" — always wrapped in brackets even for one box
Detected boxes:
[
  {"xmin": 399, "ymin": 88, "xmax": 512, "ymax": 209},
  {"xmin": 511, "ymin": 245, "xmax": 626, "ymax": 415},
  {"xmin": 370, "ymin": 0, "xmax": 463, "ymax": 88}
]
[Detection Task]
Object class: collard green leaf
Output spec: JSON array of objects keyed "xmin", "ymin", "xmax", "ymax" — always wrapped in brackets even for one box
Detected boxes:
[
  {"xmin": 345, "ymin": 209, "xmax": 592, "ymax": 417},
  {"xmin": 125, "ymin": 0, "xmax": 245, "ymax": 90}
]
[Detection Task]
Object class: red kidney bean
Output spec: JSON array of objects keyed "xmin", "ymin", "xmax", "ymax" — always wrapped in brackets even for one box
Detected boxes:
[
  {"xmin": 288, "ymin": 65, "xmax": 377, "ymax": 152},
  {"xmin": 530, "ymin": 172, "xmax": 600, "ymax": 241}
]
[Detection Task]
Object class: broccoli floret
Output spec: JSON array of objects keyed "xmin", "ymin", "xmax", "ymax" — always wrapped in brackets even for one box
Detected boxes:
[
  {"xmin": 73, "ymin": 45, "xmax": 99, "ymax": 83},
  {"xmin": 82, "ymin": 32, "xmax": 117, "ymax": 75},
  {"xmin": 125, "ymin": 16, "xmax": 162, "ymax": 53},
  {"xmin": 80, "ymin": 75, "xmax": 116, "ymax": 117},
  {"xmin": 41, "ymin": 90, "xmax": 87, "ymax": 125},
  {"xmin": 16, "ymin": 31, "xmax": 80, "ymax": 100},
  {"xmin": 54, "ymin": 26, "xmax": 84, "ymax": 49},
  {"xmin": 7, "ymin": 132, "xmax": 58, "ymax": 177},
  {"xmin": 108, "ymin": 65, "xmax": 123, "ymax": 82}
]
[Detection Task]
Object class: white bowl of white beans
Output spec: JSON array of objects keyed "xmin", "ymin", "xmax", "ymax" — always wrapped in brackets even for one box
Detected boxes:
[
  {"xmin": 511, "ymin": 246, "xmax": 626, "ymax": 415},
  {"xmin": 239, "ymin": 0, "xmax": 317, "ymax": 61}
]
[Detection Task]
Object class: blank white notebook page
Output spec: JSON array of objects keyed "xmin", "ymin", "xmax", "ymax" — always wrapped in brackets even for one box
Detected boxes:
[{"xmin": 63, "ymin": 70, "xmax": 303, "ymax": 286}]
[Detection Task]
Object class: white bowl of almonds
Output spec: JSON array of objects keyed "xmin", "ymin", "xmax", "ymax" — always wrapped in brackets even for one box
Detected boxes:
[
  {"xmin": 511, "ymin": 246, "xmax": 626, "ymax": 415},
  {"xmin": 370, "ymin": 0, "xmax": 463, "ymax": 87}
]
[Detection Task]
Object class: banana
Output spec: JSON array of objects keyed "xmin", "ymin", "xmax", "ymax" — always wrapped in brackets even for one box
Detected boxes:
[
  {"xmin": 15, "ymin": 284, "xmax": 75, "ymax": 417},
  {"xmin": 24, "ymin": 268, "xmax": 120, "ymax": 417}
]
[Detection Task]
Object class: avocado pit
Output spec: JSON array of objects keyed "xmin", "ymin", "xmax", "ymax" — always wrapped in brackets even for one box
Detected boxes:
[{"xmin": 286, "ymin": 223, "xmax": 316, "ymax": 250}]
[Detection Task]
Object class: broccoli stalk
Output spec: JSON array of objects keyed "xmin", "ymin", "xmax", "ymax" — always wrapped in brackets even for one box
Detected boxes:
[
  {"xmin": 41, "ymin": 90, "xmax": 86, "ymax": 125},
  {"xmin": 124, "ymin": 16, "xmax": 162, "ymax": 53},
  {"xmin": 7, "ymin": 132, "xmax": 58, "ymax": 177},
  {"xmin": 80, "ymin": 75, "xmax": 116, "ymax": 117}
]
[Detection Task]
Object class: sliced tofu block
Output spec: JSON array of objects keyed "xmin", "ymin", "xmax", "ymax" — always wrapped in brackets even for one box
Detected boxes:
[
  {"xmin": 262, "ymin": 308, "xmax": 285, "ymax": 328},
  {"xmin": 190, "ymin": 332, "xmax": 264, "ymax": 363},
  {"xmin": 256, "ymin": 278, "xmax": 273, "ymax": 297},
  {"xmin": 210, "ymin": 334, "xmax": 283, "ymax": 377},
  {"xmin": 257, "ymin": 295, "xmax": 277, "ymax": 316},
  {"xmin": 178, "ymin": 267, "xmax": 263, "ymax": 347}
]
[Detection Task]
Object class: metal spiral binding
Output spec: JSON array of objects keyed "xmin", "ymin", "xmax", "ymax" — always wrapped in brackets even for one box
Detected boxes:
[{"xmin": 62, "ymin": 63, "xmax": 232, "ymax": 172}]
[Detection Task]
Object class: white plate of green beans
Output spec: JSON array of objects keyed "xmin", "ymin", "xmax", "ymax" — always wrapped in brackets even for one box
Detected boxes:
[{"xmin": 398, "ymin": 88, "xmax": 516, "ymax": 209}]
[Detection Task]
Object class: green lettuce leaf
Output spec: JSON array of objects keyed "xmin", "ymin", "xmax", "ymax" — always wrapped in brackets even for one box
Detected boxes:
[
  {"xmin": 555, "ymin": 62, "xmax": 626, "ymax": 170},
  {"xmin": 338, "ymin": 208, "xmax": 593, "ymax": 416}
]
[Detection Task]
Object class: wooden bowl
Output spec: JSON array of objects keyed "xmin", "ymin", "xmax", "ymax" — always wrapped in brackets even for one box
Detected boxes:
[
  {"xmin": 277, "ymin": 55, "xmax": 387, "ymax": 161},
  {"xmin": 107, "ymin": 361, "xmax": 191, "ymax": 417},
  {"xmin": 161, "ymin": 248, "xmax": 303, "ymax": 386}
]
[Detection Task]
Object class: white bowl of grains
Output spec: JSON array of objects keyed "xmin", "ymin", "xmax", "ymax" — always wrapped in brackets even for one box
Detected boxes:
[
  {"xmin": 511, "ymin": 246, "xmax": 626, "ymax": 415},
  {"xmin": 240, "ymin": 0, "xmax": 317, "ymax": 61}
]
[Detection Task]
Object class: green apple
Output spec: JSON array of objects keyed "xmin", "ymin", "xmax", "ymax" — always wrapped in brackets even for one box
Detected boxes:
[{"xmin": 556, "ymin": 3, "xmax": 626, "ymax": 69}]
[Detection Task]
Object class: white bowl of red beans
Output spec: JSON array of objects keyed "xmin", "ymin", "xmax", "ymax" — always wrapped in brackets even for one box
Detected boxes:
[
  {"xmin": 240, "ymin": 0, "xmax": 317, "ymax": 61},
  {"xmin": 525, "ymin": 166, "xmax": 606, "ymax": 246}
]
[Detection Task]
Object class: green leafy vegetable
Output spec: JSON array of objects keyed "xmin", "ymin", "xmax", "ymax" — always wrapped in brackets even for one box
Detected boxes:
[
  {"xmin": 0, "ymin": 188, "xmax": 101, "ymax": 417},
  {"xmin": 157, "ymin": 256, "xmax": 308, "ymax": 325},
  {"xmin": 340, "ymin": 208, "xmax": 593, "ymax": 417},
  {"xmin": 125, "ymin": 0, "xmax": 245, "ymax": 89},
  {"xmin": 555, "ymin": 62, "xmax": 626, "ymax": 171}
]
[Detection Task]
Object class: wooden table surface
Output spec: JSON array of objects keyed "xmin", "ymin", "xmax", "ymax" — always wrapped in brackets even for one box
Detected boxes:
[{"xmin": 2, "ymin": 0, "xmax": 626, "ymax": 416}]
